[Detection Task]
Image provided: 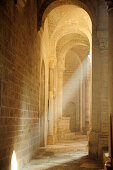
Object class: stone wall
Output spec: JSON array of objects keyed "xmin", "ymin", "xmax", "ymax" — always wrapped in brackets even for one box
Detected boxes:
[
  {"xmin": 0, "ymin": 0, "xmax": 109, "ymax": 168},
  {"xmin": 89, "ymin": 0, "xmax": 108, "ymax": 160},
  {"xmin": 0, "ymin": 0, "xmax": 40, "ymax": 169}
]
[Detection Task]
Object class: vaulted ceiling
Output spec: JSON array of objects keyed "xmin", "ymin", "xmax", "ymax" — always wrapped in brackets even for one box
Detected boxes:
[{"xmin": 44, "ymin": 4, "xmax": 92, "ymax": 69}]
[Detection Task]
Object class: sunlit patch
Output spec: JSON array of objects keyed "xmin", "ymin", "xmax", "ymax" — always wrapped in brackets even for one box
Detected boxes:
[
  {"xmin": 88, "ymin": 54, "xmax": 92, "ymax": 63},
  {"xmin": 62, "ymin": 56, "xmax": 91, "ymax": 110},
  {"xmin": 39, "ymin": 56, "xmax": 92, "ymax": 143},
  {"xmin": 11, "ymin": 151, "xmax": 18, "ymax": 170}
]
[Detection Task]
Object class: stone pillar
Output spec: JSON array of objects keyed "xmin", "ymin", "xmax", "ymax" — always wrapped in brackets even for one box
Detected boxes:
[
  {"xmin": 97, "ymin": 30, "xmax": 109, "ymax": 158},
  {"xmin": 85, "ymin": 78, "xmax": 90, "ymax": 131},
  {"xmin": 47, "ymin": 60, "xmax": 55, "ymax": 144},
  {"xmin": 80, "ymin": 78, "xmax": 90, "ymax": 133},
  {"xmin": 80, "ymin": 80, "xmax": 83, "ymax": 132},
  {"xmin": 56, "ymin": 67, "xmax": 65, "ymax": 139},
  {"xmin": 89, "ymin": 1, "xmax": 108, "ymax": 159},
  {"xmin": 89, "ymin": 26, "xmax": 102, "ymax": 159},
  {"xmin": 57, "ymin": 68, "xmax": 64, "ymax": 119},
  {"xmin": 53, "ymin": 67, "xmax": 58, "ymax": 142},
  {"xmin": 106, "ymin": 0, "xmax": 113, "ymax": 160},
  {"xmin": 82, "ymin": 80, "xmax": 86, "ymax": 132},
  {"xmin": 85, "ymin": 58, "xmax": 92, "ymax": 133}
]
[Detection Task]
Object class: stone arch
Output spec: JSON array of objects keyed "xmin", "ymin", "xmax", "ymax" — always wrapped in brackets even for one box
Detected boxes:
[
  {"xmin": 45, "ymin": 4, "xmax": 92, "ymax": 59},
  {"xmin": 50, "ymin": 24, "xmax": 91, "ymax": 57},
  {"xmin": 57, "ymin": 35, "xmax": 89, "ymax": 81},
  {"xmin": 37, "ymin": 0, "xmax": 96, "ymax": 30},
  {"xmin": 57, "ymin": 41, "xmax": 88, "ymax": 67}
]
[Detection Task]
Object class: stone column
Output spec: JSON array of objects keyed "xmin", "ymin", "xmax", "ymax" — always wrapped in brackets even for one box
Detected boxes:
[
  {"xmin": 47, "ymin": 60, "xmax": 55, "ymax": 144},
  {"xmin": 89, "ymin": 1, "xmax": 108, "ymax": 159},
  {"xmin": 97, "ymin": 31, "xmax": 109, "ymax": 158},
  {"xmin": 82, "ymin": 80, "xmax": 86, "ymax": 132},
  {"xmin": 80, "ymin": 77, "xmax": 90, "ymax": 133},
  {"xmin": 85, "ymin": 58, "xmax": 92, "ymax": 133},
  {"xmin": 85, "ymin": 78, "xmax": 90, "ymax": 131},
  {"xmin": 53, "ymin": 66, "xmax": 57, "ymax": 142},
  {"xmin": 106, "ymin": 0, "xmax": 113, "ymax": 160},
  {"xmin": 56, "ymin": 67, "xmax": 65, "ymax": 139},
  {"xmin": 88, "ymin": 26, "xmax": 101, "ymax": 159},
  {"xmin": 80, "ymin": 80, "xmax": 83, "ymax": 132},
  {"xmin": 57, "ymin": 68, "xmax": 64, "ymax": 119}
]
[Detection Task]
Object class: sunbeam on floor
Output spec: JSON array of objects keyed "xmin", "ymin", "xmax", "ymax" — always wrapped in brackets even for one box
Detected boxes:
[{"xmin": 21, "ymin": 137, "xmax": 102, "ymax": 170}]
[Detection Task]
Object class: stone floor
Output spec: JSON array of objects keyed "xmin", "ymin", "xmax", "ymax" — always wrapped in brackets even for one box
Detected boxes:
[{"xmin": 21, "ymin": 138, "xmax": 103, "ymax": 170}]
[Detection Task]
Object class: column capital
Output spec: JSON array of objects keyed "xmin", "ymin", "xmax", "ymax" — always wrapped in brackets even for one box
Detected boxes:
[
  {"xmin": 48, "ymin": 56, "xmax": 55, "ymax": 61},
  {"xmin": 105, "ymin": 0, "xmax": 113, "ymax": 11},
  {"xmin": 49, "ymin": 58, "xmax": 56, "ymax": 69}
]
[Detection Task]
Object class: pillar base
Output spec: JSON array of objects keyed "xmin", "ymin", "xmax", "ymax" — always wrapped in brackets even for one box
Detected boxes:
[
  {"xmin": 88, "ymin": 131, "xmax": 108, "ymax": 160},
  {"xmin": 88, "ymin": 131, "xmax": 99, "ymax": 159},
  {"xmin": 47, "ymin": 135, "xmax": 54, "ymax": 145}
]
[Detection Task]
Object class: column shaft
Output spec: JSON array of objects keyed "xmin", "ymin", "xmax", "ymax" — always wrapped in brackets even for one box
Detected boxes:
[
  {"xmin": 48, "ymin": 61, "xmax": 55, "ymax": 144},
  {"xmin": 107, "ymin": 2, "xmax": 113, "ymax": 157},
  {"xmin": 80, "ymin": 80, "xmax": 83, "ymax": 131}
]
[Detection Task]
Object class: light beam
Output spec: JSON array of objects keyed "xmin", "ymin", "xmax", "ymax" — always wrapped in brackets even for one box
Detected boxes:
[{"xmin": 11, "ymin": 151, "xmax": 18, "ymax": 170}]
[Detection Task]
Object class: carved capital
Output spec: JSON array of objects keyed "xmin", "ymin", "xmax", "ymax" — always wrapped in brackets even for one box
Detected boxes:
[
  {"xmin": 105, "ymin": 0, "xmax": 113, "ymax": 11},
  {"xmin": 49, "ymin": 59, "xmax": 56, "ymax": 69}
]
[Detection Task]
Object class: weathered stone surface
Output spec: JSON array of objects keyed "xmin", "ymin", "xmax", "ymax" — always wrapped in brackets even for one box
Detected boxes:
[
  {"xmin": 0, "ymin": 1, "xmax": 40, "ymax": 169},
  {"xmin": 20, "ymin": 138, "xmax": 102, "ymax": 170},
  {"xmin": 0, "ymin": 0, "xmax": 110, "ymax": 169}
]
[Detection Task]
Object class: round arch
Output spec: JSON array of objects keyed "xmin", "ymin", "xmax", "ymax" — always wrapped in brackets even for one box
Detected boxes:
[
  {"xmin": 37, "ymin": 0, "xmax": 96, "ymax": 30},
  {"xmin": 50, "ymin": 23, "xmax": 91, "ymax": 57},
  {"xmin": 57, "ymin": 41, "xmax": 89, "ymax": 63}
]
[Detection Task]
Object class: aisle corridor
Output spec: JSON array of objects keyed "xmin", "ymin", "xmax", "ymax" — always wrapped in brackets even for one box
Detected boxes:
[
  {"xmin": 0, "ymin": 1, "xmax": 111, "ymax": 169},
  {"xmin": 21, "ymin": 138, "xmax": 102, "ymax": 170}
]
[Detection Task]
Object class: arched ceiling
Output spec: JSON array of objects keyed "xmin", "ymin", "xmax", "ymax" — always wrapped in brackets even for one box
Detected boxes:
[
  {"xmin": 64, "ymin": 49, "xmax": 82, "ymax": 84},
  {"xmin": 56, "ymin": 33, "xmax": 90, "ymax": 57},
  {"xmin": 57, "ymin": 44, "xmax": 89, "ymax": 68},
  {"xmin": 39, "ymin": 0, "xmax": 97, "ymax": 30},
  {"xmin": 46, "ymin": 5, "xmax": 92, "ymax": 40},
  {"xmin": 65, "ymin": 50, "xmax": 81, "ymax": 70},
  {"xmin": 43, "ymin": 4, "xmax": 92, "ymax": 67}
]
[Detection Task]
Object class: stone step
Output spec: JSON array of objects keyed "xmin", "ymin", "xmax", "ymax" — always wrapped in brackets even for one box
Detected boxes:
[
  {"xmin": 58, "ymin": 133, "xmax": 87, "ymax": 141},
  {"xmin": 44, "ymin": 140, "xmax": 88, "ymax": 153},
  {"xmin": 44, "ymin": 145, "xmax": 88, "ymax": 153}
]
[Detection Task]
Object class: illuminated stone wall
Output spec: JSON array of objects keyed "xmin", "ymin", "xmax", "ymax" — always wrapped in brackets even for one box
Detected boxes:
[
  {"xmin": 0, "ymin": 0, "xmax": 40, "ymax": 169},
  {"xmin": 0, "ymin": 1, "xmax": 109, "ymax": 169}
]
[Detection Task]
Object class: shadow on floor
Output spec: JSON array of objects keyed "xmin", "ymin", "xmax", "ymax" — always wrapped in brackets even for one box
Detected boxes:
[
  {"xmin": 21, "ymin": 139, "xmax": 103, "ymax": 170},
  {"xmin": 45, "ymin": 155, "xmax": 102, "ymax": 170}
]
